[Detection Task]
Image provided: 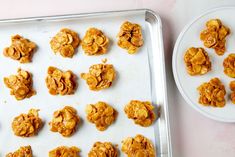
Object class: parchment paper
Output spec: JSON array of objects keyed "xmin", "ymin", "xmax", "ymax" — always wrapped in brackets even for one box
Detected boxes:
[{"xmin": 0, "ymin": 12, "xmax": 155, "ymax": 156}]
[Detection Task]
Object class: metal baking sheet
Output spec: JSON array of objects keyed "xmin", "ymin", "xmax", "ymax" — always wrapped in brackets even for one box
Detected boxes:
[{"xmin": 0, "ymin": 9, "xmax": 172, "ymax": 157}]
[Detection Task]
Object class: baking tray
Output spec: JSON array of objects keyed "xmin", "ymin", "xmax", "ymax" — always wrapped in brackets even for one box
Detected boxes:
[{"xmin": 0, "ymin": 9, "xmax": 172, "ymax": 157}]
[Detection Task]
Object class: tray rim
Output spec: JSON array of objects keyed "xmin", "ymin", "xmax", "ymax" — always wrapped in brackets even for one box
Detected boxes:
[
  {"xmin": 0, "ymin": 8, "xmax": 172, "ymax": 157},
  {"xmin": 145, "ymin": 9, "xmax": 172, "ymax": 157},
  {"xmin": 0, "ymin": 9, "xmax": 155, "ymax": 23}
]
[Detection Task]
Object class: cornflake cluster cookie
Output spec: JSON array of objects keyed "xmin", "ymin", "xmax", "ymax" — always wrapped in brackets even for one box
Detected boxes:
[
  {"xmin": 88, "ymin": 142, "xmax": 118, "ymax": 157},
  {"xmin": 49, "ymin": 146, "xmax": 80, "ymax": 157},
  {"xmin": 184, "ymin": 47, "xmax": 211, "ymax": 75},
  {"xmin": 117, "ymin": 21, "xmax": 144, "ymax": 54},
  {"xmin": 3, "ymin": 35, "xmax": 36, "ymax": 63},
  {"xmin": 229, "ymin": 81, "xmax": 235, "ymax": 104},
  {"xmin": 122, "ymin": 134, "xmax": 155, "ymax": 157},
  {"xmin": 82, "ymin": 28, "xmax": 109, "ymax": 55},
  {"xmin": 50, "ymin": 28, "xmax": 80, "ymax": 58},
  {"xmin": 86, "ymin": 101, "xmax": 117, "ymax": 131},
  {"xmin": 6, "ymin": 146, "xmax": 32, "ymax": 157},
  {"xmin": 124, "ymin": 100, "xmax": 156, "ymax": 127},
  {"xmin": 197, "ymin": 77, "xmax": 226, "ymax": 107},
  {"xmin": 12, "ymin": 109, "xmax": 42, "ymax": 137},
  {"xmin": 200, "ymin": 19, "xmax": 230, "ymax": 55},
  {"xmin": 49, "ymin": 106, "xmax": 80, "ymax": 137},
  {"xmin": 45, "ymin": 66, "xmax": 77, "ymax": 95},
  {"xmin": 223, "ymin": 53, "xmax": 235, "ymax": 78},
  {"xmin": 4, "ymin": 68, "xmax": 36, "ymax": 100},
  {"xmin": 81, "ymin": 63, "xmax": 116, "ymax": 91}
]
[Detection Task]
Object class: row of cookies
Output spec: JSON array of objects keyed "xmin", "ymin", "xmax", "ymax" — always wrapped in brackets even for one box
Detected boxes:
[
  {"xmin": 3, "ymin": 61, "xmax": 116, "ymax": 100},
  {"xmin": 6, "ymin": 134, "xmax": 156, "ymax": 157},
  {"xmin": 10, "ymin": 100, "xmax": 156, "ymax": 138},
  {"xmin": 197, "ymin": 77, "xmax": 235, "ymax": 107},
  {"xmin": 183, "ymin": 19, "xmax": 235, "ymax": 107},
  {"xmin": 184, "ymin": 48, "xmax": 235, "ymax": 77},
  {"xmin": 3, "ymin": 21, "xmax": 144, "ymax": 64}
]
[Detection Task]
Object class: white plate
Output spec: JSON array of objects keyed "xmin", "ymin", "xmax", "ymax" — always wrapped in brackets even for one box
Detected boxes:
[{"xmin": 173, "ymin": 7, "xmax": 235, "ymax": 122}]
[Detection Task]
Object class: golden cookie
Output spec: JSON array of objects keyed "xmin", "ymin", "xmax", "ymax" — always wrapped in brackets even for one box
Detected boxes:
[
  {"xmin": 122, "ymin": 134, "xmax": 155, "ymax": 157},
  {"xmin": 229, "ymin": 81, "xmax": 235, "ymax": 104},
  {"xmin": 12, "ymin": 109, "xmax": 42, "ymax": 137},
  {"xmin": 197, "ymin": 77, "xmax": 226, "ymax": 107},
  {"xmin": 49, "ymin": 146, "xmax": 80, "ymax": 157},
  {"xmin": 4, "ymin": 69, "xmax": 36, "ymax": 100},
  {"xmin": 223, "ymin": 54, "xmax": 235, "ymax": 78},
  {"xmin": 86, "ymin": 101, "xmax": 117, "ymax": 131},
  {"xmin": 49, "ymin": 106, "xmax": 80, "ymax": 137},
  {"xmin": 81, "ymin": 63, "xmax": 116, "ymax": 91},
  {"xmin": 3, "ymin": 35, "xmax": 36, "ymax": 63},
  {"xmin": 124, "ymin": 100, "xmax": 156, "ymax": 127},
  {"xmin": 88, "ymin": 142, "xmax": 118, "ymax": 157},
  {"xmin": 50, "ymin": 28, "xmax": 80, "ymax": 58},
  {"xmin": 82, "ymin": 28, "xmax": 109, "ymax": 55},
  {"xmin": 184, "ymin": 47, "xmax": 211, "ymax": 75},
  {"xmin": 117, "ymin": 21, "xmax": 144, "ymax": 54},
  {"xmin": 45, "ymin": 66, "xmax": 77, "ymax": 95},
  {"xmin": 6, "ymin": 146, "xmax": 32, "ymax": 157},
  {"xmin": 200, "ymin": 19, "xmax": 230, "ymax": 55}
]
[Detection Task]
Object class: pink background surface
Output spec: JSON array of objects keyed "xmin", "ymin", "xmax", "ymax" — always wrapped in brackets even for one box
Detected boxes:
[{"xmin": 1, "ymin": 0, "xmax": 235, "ymax": 157}]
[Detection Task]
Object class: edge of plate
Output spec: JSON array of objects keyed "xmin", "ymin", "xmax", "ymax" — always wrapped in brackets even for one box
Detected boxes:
[{"xmin": 172, "ymin": 6, "xmax": 235, "ymax": 123}]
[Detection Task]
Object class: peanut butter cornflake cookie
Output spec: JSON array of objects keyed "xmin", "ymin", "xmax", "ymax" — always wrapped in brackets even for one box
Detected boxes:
[
  {"xmin": 86, "ymin": 101, "xmax": 117, "ymax": 131},
  {"xmin": 49, "ymin": 146, "xmax": 80, "ymax": 157},
  {"xmin": 81, "ymin": 62, "xmax": 116, "ymax": 91},
  {"xmin": 122, "ymin": 134, "xmax": 156, "ymax": 157},
  {"xmin": 200, "ymin": 19, "xmax": 230, "ymax": 55},
  {"xmin": 223, "ymin": 53, "xmax": 235, "ymax": 78},
  {"xmin": 117, "ymin": 21, "xmax": 144, "ymax": 54},
  {"xmin": 6, "ymin": 146, "xmax": 33, "ymax": 157},
  {"xmin": 50, "ymin": 28, "xmax": 80, "ymax": 58},
  {"xmin": 4, "ymin": 68, "xmax": 36, "ymax": 100},
  {"xmin": 49, "ymin": 106, "xmax": 80, "ymax": 137},
  {"xmin": 229, "ymin": 81, "xmax": 235, "ymax": 104},
  {"xmin": 3, "ymin": 34, "xmax": 37, "ymax": 63},
  {"xmin": 184, "ymin": 47, "xmax": 211, "ymax": 76},
  {"xmin": 45, "ymin": 66, "xmax": 77, "ymax": 95},
  {"xmin": 82, "ymin": 28, "xmax": 109, "ymax": 56},
  {"xmin": 88, "ymin": 142, "xmax": 118, "ymax": 157},
  {"xmin": 124, "ymin": 100, "xmax": 156, "ymax": 127},
  {"xmin": 197, "ymin": 77, "xmax": 226, "ymax": 107},
  {"xmin": 12, "ymin": 109, "xmax": 42, "ymax": 137}
]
